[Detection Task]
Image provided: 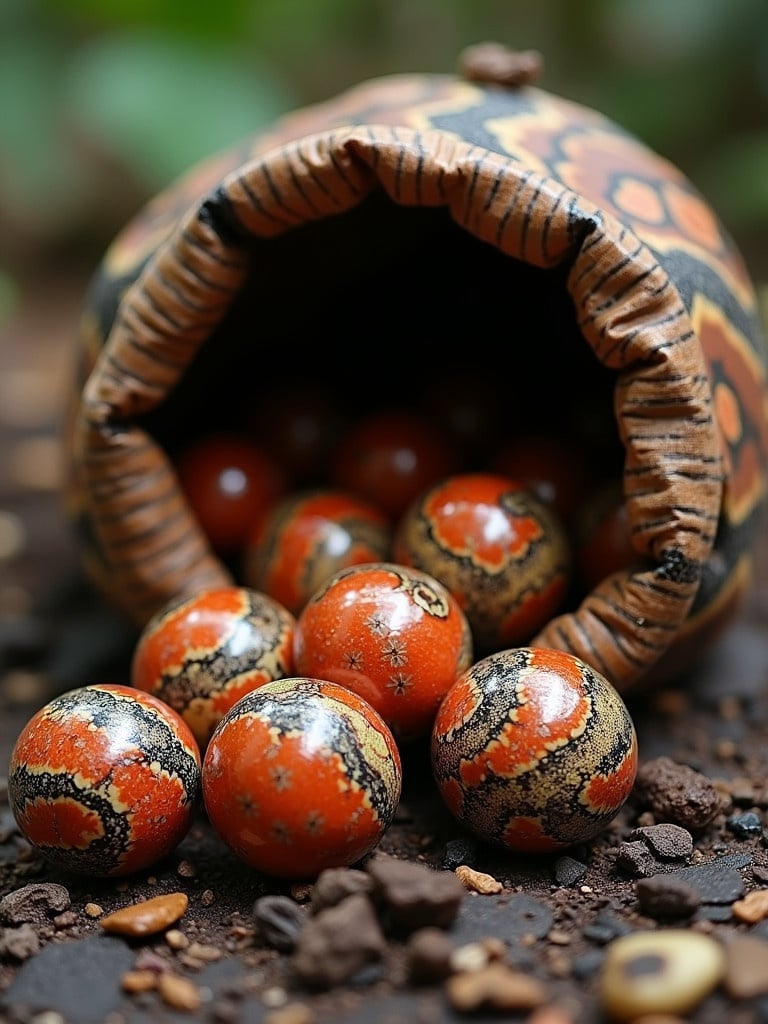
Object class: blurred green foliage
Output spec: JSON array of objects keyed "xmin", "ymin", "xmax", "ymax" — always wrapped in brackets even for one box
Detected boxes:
[{"xmin": 1, "ymin": 0, "xmax": 766, "ymax": 279}]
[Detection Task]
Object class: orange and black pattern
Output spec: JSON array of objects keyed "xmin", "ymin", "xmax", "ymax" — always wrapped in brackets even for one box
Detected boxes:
[
  {"xmin": 70, "ymin": 58, "xmax": 767, "ymax": 691},
  {"xmin": 431, "ymin": 647, "xmax": 638, "ymax": 851},
  {"xmin": 202, "ymin": 677, "xmax": 402, "ymax": 878},
  {"xmin": 131, "ymin": 586, "xmax": 296, "ymax": 750},
  {"xmin": 8, "ymin": 685, "xmax": 200, "ymax": 876}
]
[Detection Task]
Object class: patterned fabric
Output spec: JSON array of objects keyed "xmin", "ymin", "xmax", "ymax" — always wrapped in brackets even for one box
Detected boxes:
[{"xmin": 68, "ymin": 70, "xmax": 767, "ymax": 690}]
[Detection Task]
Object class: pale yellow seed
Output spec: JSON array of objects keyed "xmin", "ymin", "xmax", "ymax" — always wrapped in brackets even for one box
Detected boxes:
[{"xmin": 600, "ymin": 929, "xmax": 725, "ymax": 1021}]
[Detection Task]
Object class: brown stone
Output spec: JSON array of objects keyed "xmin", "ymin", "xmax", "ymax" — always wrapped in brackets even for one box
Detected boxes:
[
  {"xmin": 366, "ymin": 853, "xmax": 464, "ymax": 931},
  {"xmin": 99, "ymin": 893, "xmax": 189, "ymax": 937},
  {"xmin": 291, "ymin": 893, "xmax": 386, "ymax": 989},
  {"xmin": 406, "ymin": 927, "xmax": 455, "ymax": 984},
  {"xmin": 731, "ymin": 888, "xmax": 768, "ymax": 923},
  {"xmin": 310, "ymin": 868, "xmax": 374, "ymax": 914},
  {"xmin": 0, "ymin": 883, "xmax": 71, "ymax": 925},
  {"xmin": 634, "ymin": 757, "xmax": 722, "ymax": 831}
]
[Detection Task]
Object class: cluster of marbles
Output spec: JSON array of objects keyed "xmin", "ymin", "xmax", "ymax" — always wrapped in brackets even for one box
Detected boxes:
[
  {"xmin": 9, "ymin": 592, "xmax": 637, "ymax": 880},
  {"xmin": 8, "ymin": 393, "xmax": 641, "ymax": 880},
  {"xmin": 173, "ymin": 397, "xmax": 643, "ymax": 659}
]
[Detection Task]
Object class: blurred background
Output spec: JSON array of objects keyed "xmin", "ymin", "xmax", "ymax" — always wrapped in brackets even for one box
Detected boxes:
[
  {"xmin": 3, "ymin": 0, "xmax": 768, "ymax": 289},
  {"xmin": 0, "ymin": 0, "xmax": 767, "ymax": 703}
]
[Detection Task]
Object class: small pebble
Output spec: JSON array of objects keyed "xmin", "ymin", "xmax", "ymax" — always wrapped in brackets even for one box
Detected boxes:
[
  {"xmin": 695, "ymin": 904, "xmax": 733, "ymax": 924},
  {"xmin": 186, "ymin": 942, "xmax": 222, "ymax": 962},
  {"xmin": 715, "ymin": 738, "xmax": 739, "ymax": 760},
  {"xmin": 99, "ymin": 893, "xmax": 189, "ymax": 937},
  {"xmin": 455, "ymin": 865, "xmax": 502, "ymax": 894},
  {"xmin": 615, "ymin": 841, "xmax": 660, "ymax": 879},
  {"xmin": 0, "ymin": 923, "xmax": 40, "ymax": 960},
  {"xmin": 450, "ymin": 941, "xmax": 495, "ymax": 973},
  {"xmin": 442, "ymin": 838, "xmax": 478, "ymax": 871},
  {"xmin": 718, "ymin": 695, "xmax": 742, "ymax": 720},
  {"xmin": 253, "ymin": 894, "xmax": 305, "ymax": 952},
  {"xmin": 52, "ymin": 911, "xmax": 77, "ymax": 930},
  {"xmin": 366, "ymin": 853, "xmax": 465, "ymax": 931},
  {"xmin": 599, "ymin": 929, "xmax": 725, "ymax": 1020},
  {"xmin": 157, "ymin": 971, "xmax": 202, "ymax": 1011},
  {"xmin": 134, "ymin": 949, "xmax": 169, "ymax": 973},
  {"xmin": 121, "ymin": 970, "xmax": 158, "ymax": 993},
  {"xmin": 723, "ymin": 776, "xmax": 757, "ymax": 804},
  {"xmin": 634, "ymin": 875, "xmax": 700, "ymax": 919},
  {"xmin": 619, "ymin": 1017, "xmax": 688, "ymax": 1024},
  {"xmin": 554, "ymin": 856, "xmax": 587, "ymax": 887},
  {"xmin": 166, "ymin": 929, "xmax": 189, "ymax": 950},
  {"xmin": 732, "ymin": 888, "xmax": 768, "ymax": 923},
  {"xmin": 310, "ymin": 867, "xmax": 373, "ymax": 914},
  {"xmin": 2, "ymin": 669, "xmax": 51, "ymax": 706},
  {"xmin": 406, "ymin": 926, "xmax": 455, "ymax": 983},
  {"xmin": 634, "ymin": 757, "xmax": 721, "ymax": 831},
  {"xmin": 727, "ymin": 811, "xmax": 763, "ymax": 838},
  {"xmin": 571, "ymin": 949, "xmax": 605, "ymax": 980},
  {"xmin": 546, "ymin": 950, "xmax": 571, "ymax": 978},
  {"xmin": 630, "ymin": 824, "xmax": 693, "ymax": 861},
  {"xmin": 446, "ymin": 962, "xmax": 547, "ymax": 1012},
  {"xmin": 291, "ymin": 893, "xmax": 386, "ymax": 989},
  {"xmin": 582, "ymin": 911, "xmax": 632, "ymax": 946},
  {"xmin": 27, "ymin": 1013, "xmax": 66, "ymax": 1024},
  {"xmin": 459, "ymin": 42, "xmax": 543, "ymax": 88},
  {"xmin": 262, "ymin": 986, "xmax": 289, "ymax": 1007},
  {"xmin": 264, "ymin": 1004, "xmax": 315, "ymax": 1024}
]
